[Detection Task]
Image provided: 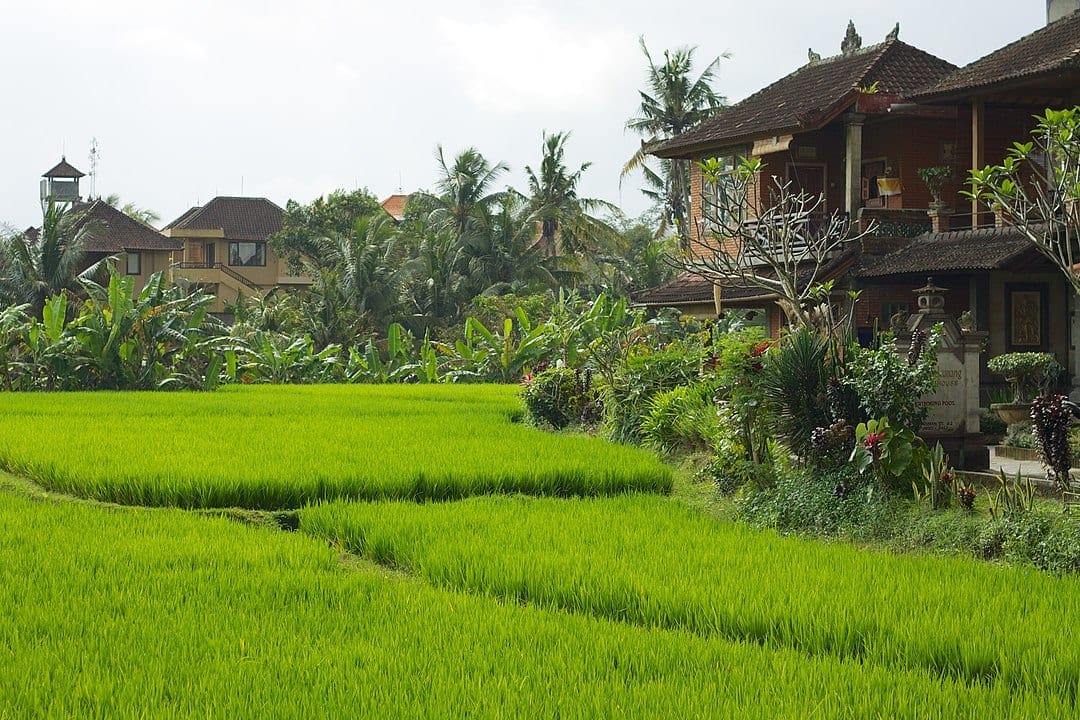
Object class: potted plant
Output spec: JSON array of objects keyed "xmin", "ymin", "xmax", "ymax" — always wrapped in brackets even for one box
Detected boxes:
[
  {"xmin": 987, "ymin": 351, "xmax": 1064, "ymax": 424},
  {"xmin": 917, "ymin": 166, "xmax": 952, "ymax": 211}
]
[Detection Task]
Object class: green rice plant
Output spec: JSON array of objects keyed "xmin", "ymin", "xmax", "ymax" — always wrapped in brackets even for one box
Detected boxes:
[
  {"xmin": 0, "ymin": 385, "xmax": 671, "ymax": 508},
  {"xmin": 0, "ymin": 489, "xmax": 1072, "ymax": 718},
  {"xmin": 301, "ymin": 494, "xmax": 1080, "ymax": 700}
]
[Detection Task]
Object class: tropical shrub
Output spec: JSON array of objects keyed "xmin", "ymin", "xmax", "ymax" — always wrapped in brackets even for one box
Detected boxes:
[
  {"xmin": 979, "ymin": 407, "xmax": 1008, "ymax": 437},
  {"xmin": 1004, "ymin": 421, "xmax": 1038, "ymax": 449},
  {"xmin": 700, "ymin": 449, "xmax": 777, "ymax": 494},
  {"xmin": 641, "ymin": 379, "xmax": 721, "ymax": 454},
  {"xmin": 843, "ymin": 327, "xmax": 941, "ymax": 432},
  {"xmin": 712, "ymin": 329, "xmax": 774, "ymax": 464},
  {"xmin": 602, "ymin": 337, "xmax": 707, "ymax": 444},
  {"xmin": 850, "ymin": 417, "xmax": 926, "ymax": 494},
  {"xmin": 758, "ymin": 326, "xmax": 830, "ymax": 458},
  {"xmin": 521, "ymin": 367, "xmax": 601, "ymax": 430}
]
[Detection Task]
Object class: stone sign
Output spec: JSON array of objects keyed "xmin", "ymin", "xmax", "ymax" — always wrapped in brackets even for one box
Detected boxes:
[
  {"xmin": 919, "ymin": 355, "xmax": 964, "ymax": 435},
  {"xmin": 894, "ymin": 279, "xmax": 988, "ymax": 469}
]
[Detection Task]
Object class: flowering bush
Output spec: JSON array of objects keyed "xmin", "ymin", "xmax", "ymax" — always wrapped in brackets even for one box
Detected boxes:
[{"xmin": 843, "ymin": 326, "xmax": 942, "ymax": 433}]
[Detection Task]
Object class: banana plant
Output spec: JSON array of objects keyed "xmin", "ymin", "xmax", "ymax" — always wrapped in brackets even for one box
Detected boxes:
[
  {"xmin": 0, "ymin": 303, "xmax": 32, "ymax": 390},
  {"xmin": 345, "ymin": 323, "xmax": 426, "ymax": 383},
  {"xmin": 72, "ymin": 267, "xmax": 232, "ymax": 389},
  {"xmin": 239, "ymin": 331, "xmax": 342, "ymax": 384},
  {"xmin": 20, "ymin": 295, "xmax": 78, "ymax": 390},
  {"xmin": 440, "ymin": 313, "xmax": 551, "ymax": 383}
]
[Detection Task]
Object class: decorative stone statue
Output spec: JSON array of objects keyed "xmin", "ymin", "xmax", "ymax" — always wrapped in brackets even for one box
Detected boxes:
[
  {"xmin": 808, "ymin": 48, "xmax": 822, "ymax": 63},
  {"xmin": 841, "ymin": 21, "xmax": 862, "ymax": 56},
  {"xmin": 886, "ymin": 22, "xmax": 900, "ymax": 41}
]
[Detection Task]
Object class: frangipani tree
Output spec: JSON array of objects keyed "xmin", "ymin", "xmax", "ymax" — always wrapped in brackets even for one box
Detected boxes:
[
  {"xmin": 682, "ymin": 157, "xmax": 868, "ymax": 329},
  {"xmin": 969, "ymin": 106, "xmax": 1080, "ymax": 295}
]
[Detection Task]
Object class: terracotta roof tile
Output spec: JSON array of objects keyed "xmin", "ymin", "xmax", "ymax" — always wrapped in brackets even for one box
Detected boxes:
[
  {"xmin": 633, "ymin": 272, "xmax": 715, "ymax": 306},
  {"xmin": 913, "ymin": 12, "xmax": 1080, "ymax": 101},
  {"xmin": 855, "ymin": 227, "xmax": 1033, "ymax": 277},
  {"xmin": 656, "ymin": 40, "xmax": 956, "ymax": 158},
  {"xmin": 73, "ymin": 201, "xmax": 182, "ymax": 253},
  {"xmin": 165, "ymin": 196, "xmax": 283, "ymax": 242},
  {"xmin": 380, "ymin": 194, "xmax": 409, "ymax": 221}
]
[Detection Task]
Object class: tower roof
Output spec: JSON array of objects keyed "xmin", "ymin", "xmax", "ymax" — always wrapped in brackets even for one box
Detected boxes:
[{"xmin": 42, "ymin": 156, "xmax": 85, "ymax": 179}]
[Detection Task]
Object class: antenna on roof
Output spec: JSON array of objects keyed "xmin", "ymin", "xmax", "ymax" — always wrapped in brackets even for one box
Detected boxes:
[{"xmin": 88, "ymin": 138, "xmax": 99, "ymax": 200}]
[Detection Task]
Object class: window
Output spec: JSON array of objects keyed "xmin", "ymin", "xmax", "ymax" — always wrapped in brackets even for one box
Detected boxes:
[
  {"xmin": 701, "ymin": 154, "xmax": 740, "ymax": 236},
  {"xmin": 125, "ymin": 251, "xmax": 141, "ymax": 275},
  {"xmin": 228, "ymin": 242, "xmax": 266, "ymax": 267}
]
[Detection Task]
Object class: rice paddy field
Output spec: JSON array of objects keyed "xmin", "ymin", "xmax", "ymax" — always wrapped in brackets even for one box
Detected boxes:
[
  {"xmin": 301, "ymin": 495, "xmax": 1080, "ymax": 697},
  {"xmin": 0, "ymin": 385, "xmax": 671, "ymax": 508},
  {"xmin": 1, "ymin": 385, "xmax": 1079, "ymax": 717},
  {"xmin": 2, "ymin": 490, "xmax": 1069, "ymax": 719}
]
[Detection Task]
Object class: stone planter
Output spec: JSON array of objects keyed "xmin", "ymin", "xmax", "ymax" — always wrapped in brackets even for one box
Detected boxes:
[
  {"xmin": 994, "ymin": 445, "xmax": 1042, "ymax": 462},
  {"xmin": 990, "ymin": 402, "xmax": 1032, "ymax": 425}
]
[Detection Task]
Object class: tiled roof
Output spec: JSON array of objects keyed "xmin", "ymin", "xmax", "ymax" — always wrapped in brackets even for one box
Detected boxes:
[
  {"xmin": 855, "ymin": 227, "xmax": 1033, "ymax": 277},
  {"xmin": 72, "ymin": 201, "xmax": 182, "ymax": 253},
  {"xmin": 165, "ymin": 196, "xmax": 283, "ymax": 242},
  {"xmin": 42, "ymin": 157, "xmax": 85, "ymax": 179},
  {"xmin": 912, "ymin": 12, "xmax": 1080, "ymax": 101},
  {"xmin": 636, "ymin": 248, "xmax": 857, "ymax": 306},
  {"xmin": 656, "ymin": 39, "xmax": 956, "ymax": 158},
  {"xmin": 633, "ymin": 272, "xmax": 715, "ymax": 306},
  {"xmin": 380, "ymin": 194, "xmax": 409, "ymax": 221}
]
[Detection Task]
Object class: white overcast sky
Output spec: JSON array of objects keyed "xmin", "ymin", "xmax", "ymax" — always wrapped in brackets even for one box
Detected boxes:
[{"xmin": 0, "ymin": 1, "xmax": 1048, "ymax": 230}]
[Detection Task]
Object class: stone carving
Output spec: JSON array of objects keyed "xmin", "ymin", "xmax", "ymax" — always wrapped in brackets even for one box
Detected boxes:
[
  {"xmin": 841, "ymin": 21, "xmax": 862, "ymax": 56},
  {"xmin": 808, "ymin": 48, "xmax": 822, "ymax": 63},
  {"xmin": 885, "ymin": 22, "xmax": 900, "ymax": 41}
]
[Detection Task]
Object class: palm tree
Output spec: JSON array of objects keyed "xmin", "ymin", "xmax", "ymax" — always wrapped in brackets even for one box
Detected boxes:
[
  {"xmin": 622, "ymin": 37, "xmax": 727, "ymax": 243},
  {"xmin": 400, "ymin": 225, "xmax": 471, "ymax": 331},
  {"xmin": 103, "ymin": 193, "xmax": 161, "ymax": 227},
  {"xmin": 461, "ymin": 191, "xmax": 558, "ymax": 295},
  {"xmin": 0, "ymin": 201, "xmax": 106, "ymax": 313},
  {"xmin": 419, "ymin": 146, "xmax": 508, "ymax": 245},
  {"xmin": 399, "ymin": 146, "xmax": 511, "ymax": 327},
  {"xmin": 525, "ymin": 131, "xmax": 620, "ymax": 260},
  {"xmin": 314, "ymin": 213, "xmax": 406, "ymax": 327}
]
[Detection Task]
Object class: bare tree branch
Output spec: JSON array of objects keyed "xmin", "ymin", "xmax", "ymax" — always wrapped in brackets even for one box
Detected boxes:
[{"xmin": 676, "ymin": 157, "xmax": 869, "ymax": 328}]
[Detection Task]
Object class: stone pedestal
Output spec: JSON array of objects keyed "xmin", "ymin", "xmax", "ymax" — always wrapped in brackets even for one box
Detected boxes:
[
  {"xmin": 928, "ymin": 207, "xmax": 951, "ymax": 233},
  {"xmin": 895, "ymin": 278, "xmax": 989, "ymax": 470}
]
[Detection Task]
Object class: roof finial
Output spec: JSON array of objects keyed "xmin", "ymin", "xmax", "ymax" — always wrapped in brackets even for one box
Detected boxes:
[
  {"xmin": 886, "ymin": 22, "xmax": 900, "ymax": 42},
  {"xmin": 808, "ymin": 47, "xmax": 822, "ymax": 63},
  {"xmin": 841, "ymin": 20, "xmax": 862, "ymax": 56}
]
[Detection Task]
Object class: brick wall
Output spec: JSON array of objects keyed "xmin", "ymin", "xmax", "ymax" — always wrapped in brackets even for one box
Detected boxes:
[{"xmin": 856, "ymin": 277, "xmax": 973, "ymax": 330}]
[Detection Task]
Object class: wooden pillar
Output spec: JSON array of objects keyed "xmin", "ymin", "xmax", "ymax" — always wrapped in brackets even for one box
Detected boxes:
[
  {"xmin": 971, "ymin": 97, "xmax": 985, "ymax": 223},
  {"xmin": 845, "ymin": 114, "xmax": 865, "ymax": 216}
]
